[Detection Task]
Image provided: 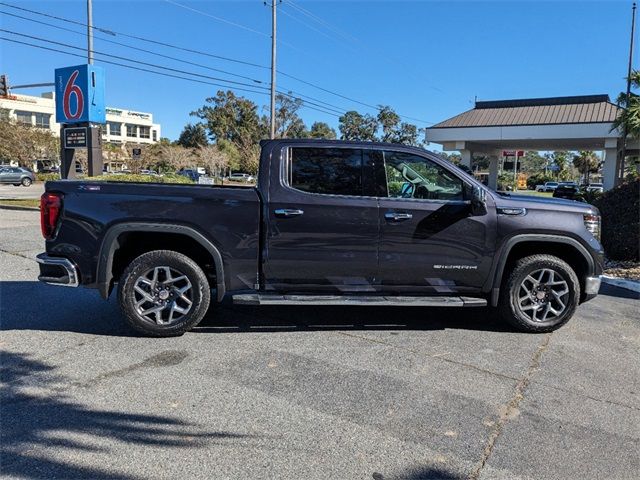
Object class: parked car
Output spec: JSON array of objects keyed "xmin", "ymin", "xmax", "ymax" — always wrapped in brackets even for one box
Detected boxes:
[
  {"xmin": 228, "ymin": 173, "xmax": 255, "ymax": 183},
  {"xmin": 37, "ymin": 139, "xmax": 603, "ymax": 337},
  {"xmin": 177, "ymin": 169, "xmax": 201, "ymax": 181},
  {"xmin": 584, "ymin": 183, "xmax": 603, "ymax": 193},
  {"xmin": 140, "ymin": 169, "xmax": 160, "ymax": 176},
  {"xmin": 553, "ymin": 184, "xmax": 579, "ymax": 199},
  {"xmin": 0, "ymin": 166, "xmax": 35, "ymax": 186},
  {"xmin": 535, "ymin": 181, "xmax": 559, "ymax": 192}
]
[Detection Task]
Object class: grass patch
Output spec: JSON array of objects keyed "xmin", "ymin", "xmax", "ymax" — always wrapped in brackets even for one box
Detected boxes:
[{"xmin": 0, "ymin": 198, "xmax": 40, "ymax": 209}]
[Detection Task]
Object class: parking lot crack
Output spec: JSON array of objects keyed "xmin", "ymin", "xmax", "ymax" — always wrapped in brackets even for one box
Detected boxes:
[
  {"xmin": 468, "ymin": 332, "xmax": 552, "ymax": 480},
  {"xmin": 0, "ymin": 248, "xmax": 35, "ymax": 261}
]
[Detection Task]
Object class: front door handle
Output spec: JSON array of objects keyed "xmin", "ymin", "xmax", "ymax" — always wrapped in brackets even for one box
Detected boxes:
[
  {"xmin": 274, "ymin": 208, "xmax": 304, "ymax": 218},
  {"xmin": 385, "ymin": 211, "xmax": 413, "ymax": 222}
]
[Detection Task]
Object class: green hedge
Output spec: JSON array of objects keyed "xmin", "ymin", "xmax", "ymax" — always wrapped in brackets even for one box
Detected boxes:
[
  {"xmin": 593, "ymin": 179, "xmax": 639, "ymax": 261},
  {"xmin": 84, "ymin": 174, "xmax": 194, "ymax": 184},
  {"xmin": 36, "ymin": 173, "xmax": 61, "ymax": 182}
]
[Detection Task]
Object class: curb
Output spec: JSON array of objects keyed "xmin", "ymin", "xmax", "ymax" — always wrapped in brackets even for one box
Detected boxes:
[
  {"xmin": 0, "ymin": 204, "xmax": 39, "ymax": 212},
  {"xmin": 602, "ymin": 275, "xmax": 640, "ymax": 294}
]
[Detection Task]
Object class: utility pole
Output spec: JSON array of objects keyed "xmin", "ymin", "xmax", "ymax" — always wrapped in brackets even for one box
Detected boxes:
[
  {"xmin": 620, "ymin": 1, "xmax": 636, "ymax": 183},
  {"xmin": 269, "ymin": 0, "xmax": 277, "ymax": 139},
  {"xmin": 87, "ymin": 0, "xmax": 94, "ymax": 64}
]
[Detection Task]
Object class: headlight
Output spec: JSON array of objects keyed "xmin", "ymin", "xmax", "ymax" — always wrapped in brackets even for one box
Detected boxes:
[{"xmin": 584, "ymin": 214, "xmax": 600, "ymax": 241}]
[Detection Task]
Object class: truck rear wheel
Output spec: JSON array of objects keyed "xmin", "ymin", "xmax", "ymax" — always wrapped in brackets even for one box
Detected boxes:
[
  {"xmin": 499, "ymin": 254, "xmax": 580, "ymax": 333},
  {"xmin": 118, "ymin": 250, "xmax": 210, "ymax": 337}
]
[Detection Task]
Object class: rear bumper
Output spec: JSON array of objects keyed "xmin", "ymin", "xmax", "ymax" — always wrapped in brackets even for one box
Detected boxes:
[{"xmin": 36, "ymin": 253, "xmax": 79, "ymax": 287}]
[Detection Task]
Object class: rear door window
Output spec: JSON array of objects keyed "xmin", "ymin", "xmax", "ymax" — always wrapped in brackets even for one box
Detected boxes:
[{"xmin": 289, "ymin": 147, "xmax": 365, "ymax": 196}]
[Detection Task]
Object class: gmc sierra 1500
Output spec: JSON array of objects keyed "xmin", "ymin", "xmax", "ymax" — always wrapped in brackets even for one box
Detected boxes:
[{"xmin": 37, "ymin": 139, "xmax": 603, "ymax": 336}]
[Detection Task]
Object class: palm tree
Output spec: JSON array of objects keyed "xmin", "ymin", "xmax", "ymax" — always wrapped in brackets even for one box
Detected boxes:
[{"xmin": 612, "ymin": 70, "xmax": 640, "ymax": 139}]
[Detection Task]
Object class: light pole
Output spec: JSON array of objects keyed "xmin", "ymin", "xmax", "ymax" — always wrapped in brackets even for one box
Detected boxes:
[
  {"xmin": 87, "ymin": 0, "xmax": 94, "ymax": 64},
  {"xmin": 269, "ymin": 0, "xmax": 277, "ymax": 139},
  {"xmin": 620, "ymin": 2, "xmax": 636, "ymax": 183}
]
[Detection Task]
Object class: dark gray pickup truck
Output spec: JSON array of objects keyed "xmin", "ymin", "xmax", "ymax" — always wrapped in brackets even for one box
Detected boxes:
[{"xmin": 37, "ymin": 139, "xmax": 603, "ymax": 336}]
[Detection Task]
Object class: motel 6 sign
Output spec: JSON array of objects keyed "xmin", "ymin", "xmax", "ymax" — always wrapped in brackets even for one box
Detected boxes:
[{"xmin": 55, "ymin": 65, "xmax": 106, "ymax": 124}]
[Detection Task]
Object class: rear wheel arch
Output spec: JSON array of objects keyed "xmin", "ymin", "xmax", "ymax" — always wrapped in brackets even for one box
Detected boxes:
[
  {"xmin": 97, "ymin": 223, "xmax": 225, "ymax": 302},
  {"xmin": 490, "ymin": 235, "xmax": 594, "ymax": 306}
]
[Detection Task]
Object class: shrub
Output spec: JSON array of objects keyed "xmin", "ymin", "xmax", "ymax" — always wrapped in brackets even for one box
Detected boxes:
[
  {"xmin": 36, "ymin": 173, "xmax": 61, "ymax": 182},
  {"xmin": 84, "ymin": 174, "xmax": 194, "ymax": 184},
  {"xmin": 593, "ymin": 179, "xmax": 639, "ymax": 261}
]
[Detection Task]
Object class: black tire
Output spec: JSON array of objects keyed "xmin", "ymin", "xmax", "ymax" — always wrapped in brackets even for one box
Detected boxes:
[
  {"xmin": 21, "ymin": 177, "xmax": 32, "ymax": 187},
  {"xmin": 12, "ymin": 183, "xmax": 20, "ymax": 187},
  {"xmin": 118, "ymin": 250, "xmax": 211, "ymax": 337},
  {"xmin": 499, "ymin": 254, "xmax": 580, "ymax": 333}
]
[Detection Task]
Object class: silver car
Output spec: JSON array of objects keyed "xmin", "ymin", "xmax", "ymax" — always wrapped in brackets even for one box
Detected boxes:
[{"xmin": 0, "ymin": 166, "xmax": 36, "ymax": 186}]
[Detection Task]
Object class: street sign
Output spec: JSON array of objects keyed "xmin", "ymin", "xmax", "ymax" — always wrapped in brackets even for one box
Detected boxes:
[
  {"xmin": 502, "ymin": 150, "xmax": 525, "ymax": 157},
  {"xmin": 63, "ymin": 127, "xmax": 88, "ymax": 149},
  {"xmin": 55, "ymin": 65, "xmax": 106, "ymax": 124}
]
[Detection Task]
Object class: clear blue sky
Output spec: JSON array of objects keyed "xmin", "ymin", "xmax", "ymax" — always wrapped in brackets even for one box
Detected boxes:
[{"xmin": 0, "ymin": 0, "xmax": 637, "ymax": 141}]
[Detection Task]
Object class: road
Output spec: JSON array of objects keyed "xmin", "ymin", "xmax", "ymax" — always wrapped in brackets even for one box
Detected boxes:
[
  {"xmin": 1, "ymin": 208, "xmax": 639, "ymax": 480},
  {"xmin": 0, "ymin": 183, "xmax": 44, "ymax": 199}
]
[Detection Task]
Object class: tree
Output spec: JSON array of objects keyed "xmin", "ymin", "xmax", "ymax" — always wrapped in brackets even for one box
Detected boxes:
[
  {"xmin": 612, "ymin": 69, "xmax": 640, "ymax": 139},
  {"xmin": 308, "ymin": 121, "xmax": 336, "ymax": 139},
  {"xmin": 519, "ymin": 151, "xmax": 547, "ymax": 174},
  {"xmin": 573, "ymin": 151, "xmax": 600, "ymax": 184},
  {"xmin": 549, "ymin": 151, "xmax": 571, "ymax": 179},
  {"xmin": 159, "ymin": 145, "xmax": 194, "ymax": 171},
  {"xmin": 195, "ymin": 145, "xmax": 228, "ymax": 180},
  {"xmin": 270, "ymin": 93, "xmax": 307, "ymax": 139},
  {"xmin": 0, "ymin": 119, "xmax": 59, "ymax": 167},
  {"xmin": 192, "ymin": 90, "xmax": 265, "ymax": 173},
  {"xmin": 338, "ymin": 110, "xmax": 378, "ymax": 141},
  {"xmin": 377, "ymin": 105, "xmax": 401, "ymax": 142},
  {"xmin": 177, "ymin": 123, "xmax": 208, "ymax": 149},
  {"xmin": 375, "ymin": 106, "xmax": 422, "ymax": 146}
]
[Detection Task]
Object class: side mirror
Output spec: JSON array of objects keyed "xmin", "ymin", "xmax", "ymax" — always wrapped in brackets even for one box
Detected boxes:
[{"xmin": 471, "ymin": 186, "xmax": 487, "ymax": 216}]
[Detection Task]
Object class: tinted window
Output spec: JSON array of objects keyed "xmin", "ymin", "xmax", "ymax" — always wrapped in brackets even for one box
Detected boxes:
[
  {"xmin": 382, "ymin": 151, "xmax": 464, "ymax": 201},
  {"xmin": 290, "ymin": 147, "xmax": 364, "ymax": 196}
]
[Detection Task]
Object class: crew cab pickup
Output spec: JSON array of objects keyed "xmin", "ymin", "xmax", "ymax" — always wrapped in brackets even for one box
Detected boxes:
[{"xmin": 37, "ymin": 140, "xmax": 603, "ymax": 336}]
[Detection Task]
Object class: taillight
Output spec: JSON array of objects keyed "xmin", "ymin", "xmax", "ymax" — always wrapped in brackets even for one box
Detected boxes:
[{"xmin": 40, "ymin": 192, "xmax": 62, "ymax": 239}]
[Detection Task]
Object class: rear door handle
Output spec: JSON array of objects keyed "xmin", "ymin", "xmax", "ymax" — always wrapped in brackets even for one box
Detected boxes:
[
  {"xmin": 274, "ymin": 208, "xmax": 304, "ymax": 218},
  {"xmin": 385, "ymin": 211, "xmax": 413, "ymax": 222}
]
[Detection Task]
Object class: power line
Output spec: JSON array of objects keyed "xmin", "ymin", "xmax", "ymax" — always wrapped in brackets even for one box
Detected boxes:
[
  {"xmin": 0, "ymin": 36, "xmax": 343, "ymax": 118},
  {"xmin": 0, "ymin": 12, "xmax": 267, "ymax": 85},
  {"xmin": 0, "ymin": 29, "xmax": 272, "ymax": 91},
  {"xmin": 0, "ymin": 1, "xmax": 434, "ymax": 124},
  {"xmin": 163, "ymin": 0, "xmax": 270, "ymax": 38},
  {"xmin": 284, "ymin": 0, "xmax": 361, "ymax": 47},
  {"xmin": 1, "ymin": 29, "xmax": 343, "ymax": 115}
]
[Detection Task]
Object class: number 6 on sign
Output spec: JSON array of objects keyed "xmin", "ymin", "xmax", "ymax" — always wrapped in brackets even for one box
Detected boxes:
[
  {"xmin": 63, "ymin": 70, "xmax": 84, "ymax": 121},
  {"xmin": 55, "ymin": 64, "xmax": 106, "ymax": 125}
]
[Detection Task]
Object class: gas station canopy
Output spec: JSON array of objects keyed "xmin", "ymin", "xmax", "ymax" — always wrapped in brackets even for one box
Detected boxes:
[{"xmin": 425, "ymin": 95, "xmax": 626, "ymax": 190}]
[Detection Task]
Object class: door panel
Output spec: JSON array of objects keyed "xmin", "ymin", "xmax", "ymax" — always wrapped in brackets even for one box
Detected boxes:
[
  {"xmin": 376, "ymin": 150, "xmax": 496, "ymax": 294},
  {"xmin": 264, "ymin": 146, "xmax": 379, "ymax": 293}
]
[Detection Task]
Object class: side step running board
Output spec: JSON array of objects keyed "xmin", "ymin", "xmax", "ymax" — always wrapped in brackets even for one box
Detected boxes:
[{"xmin": 232, "ymin": 294, "xmax": 487, "ymax": 307}]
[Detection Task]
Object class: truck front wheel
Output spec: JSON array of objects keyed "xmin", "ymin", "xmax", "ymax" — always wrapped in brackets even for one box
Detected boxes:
[
  {"xmin": 118, "ymin": 250, "xmax": 211, "ymax": 337},
  {"xmin": 499, "ymin": 254, "xmax": 580, "ymax": 333}
]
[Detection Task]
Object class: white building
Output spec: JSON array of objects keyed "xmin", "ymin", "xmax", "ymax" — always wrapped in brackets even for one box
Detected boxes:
[{"xmin": 0, "ymin": 91, "xmax": 161, "ymax": 145}]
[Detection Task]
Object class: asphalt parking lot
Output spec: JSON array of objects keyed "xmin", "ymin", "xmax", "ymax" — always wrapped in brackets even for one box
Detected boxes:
[
  {"xmin": 0, "ymin": 183, "xmax": 44, "ymax": 200},
  {"xmin": 1, "ymin": 208, "xmax": 639, "ymax": 480}
]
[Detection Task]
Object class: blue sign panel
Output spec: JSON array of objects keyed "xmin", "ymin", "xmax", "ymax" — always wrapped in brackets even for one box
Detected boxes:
[{"xmin": 55, "ymin": 65, "xmax": 105, "ymax": 124}]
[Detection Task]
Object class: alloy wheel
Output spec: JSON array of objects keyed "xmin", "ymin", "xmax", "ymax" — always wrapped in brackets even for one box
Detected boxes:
[
  {"xmin": 133, "ymin": 266, "xmax": 193, "ymax": 325},
  {"xmin": 517, "ymin": 268, "xmax": 570, "ymax": 323}
]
